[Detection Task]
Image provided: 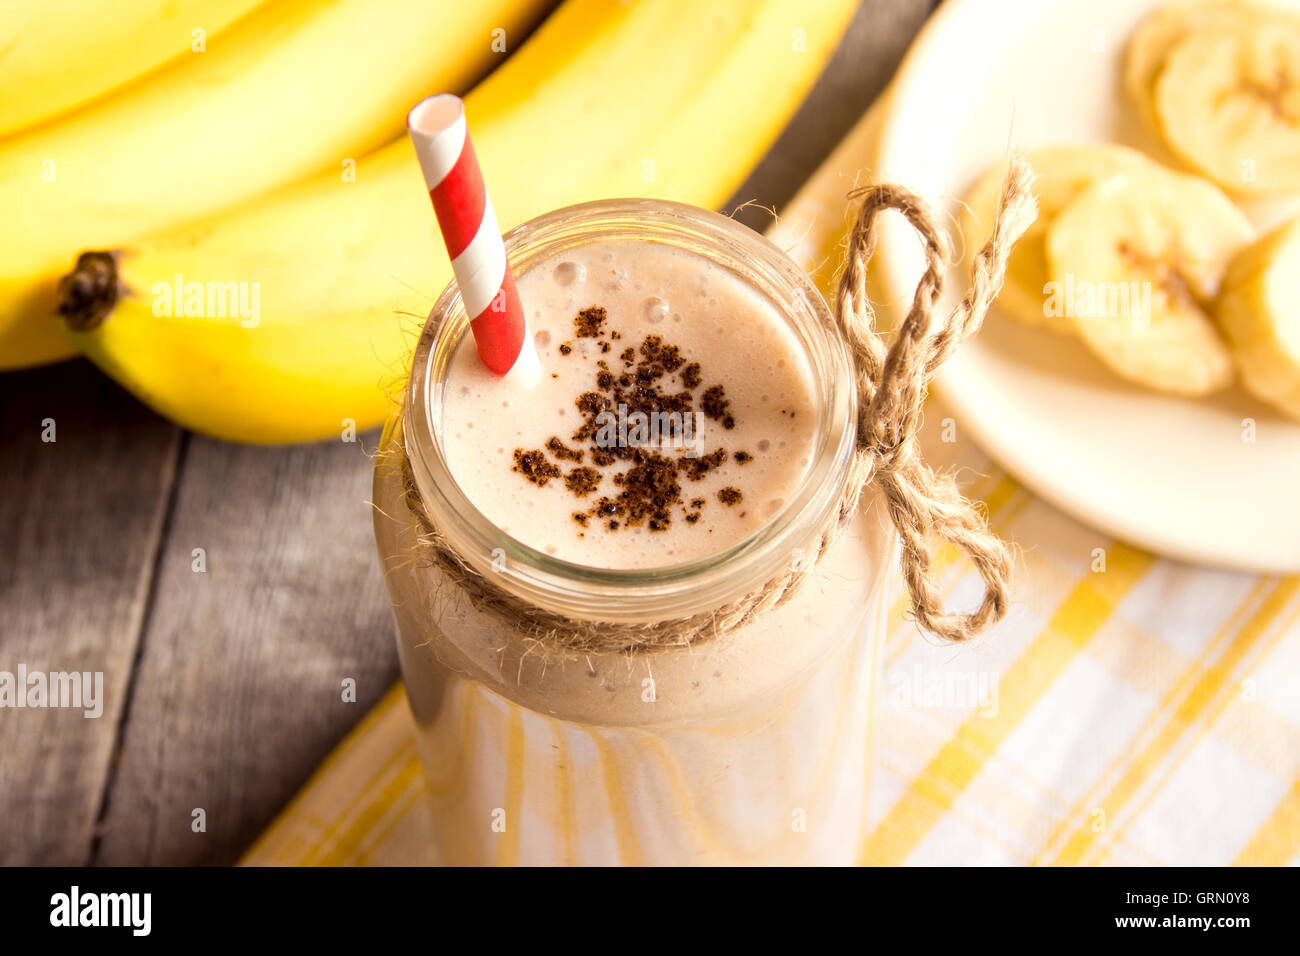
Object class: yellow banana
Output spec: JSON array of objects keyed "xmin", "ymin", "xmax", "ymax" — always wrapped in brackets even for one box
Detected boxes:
[
  {"xmin": 0, "ymin": 0, "xmax": 549, "ymax": 370},
  {"xmin": 58, "ymin": 0, "xmax": 858, "ymax": 444},
  {"xmin": 960, "ymin": 145, "xmax": 1159, "ymax": 335},
  {"xmin": 1155, "ymin": 16, "xmax": 1300, "ymax": 195},
  {"xmin": 0, "ymin": 0, "xmax": 265, "ymax": 138},
  {"xmin": 1123, "ymin": 0, "xmax": 1300, "ymax": 133},
  {"xmin": 1217, "ymin": 218, "xmax": 1300, "ymax": 419},
  {"xmin": 1045, "ymin": 169, "xmax": 1251, "ymax": 396},
  {"xmin": 1124, "ymin": 0, "xmax": 1300, "ymax": 195}
]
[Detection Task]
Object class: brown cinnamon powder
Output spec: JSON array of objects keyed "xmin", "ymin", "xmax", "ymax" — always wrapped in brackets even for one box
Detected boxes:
[{"xmin": 513, "ymin": 304, "xmax": 760, "ymax": 535}]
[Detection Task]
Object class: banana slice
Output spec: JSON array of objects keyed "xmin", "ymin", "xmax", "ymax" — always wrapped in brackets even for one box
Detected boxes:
[
  {"xmin": 1124, "ymin": 1, "xmax": 1296, "ymax": 132},
  {"xmin": 1045, "ymin": 170, "xmax": 1252, "ymax": 395},
  {"xmin": 1217, "ymin": 218, "xmax": 1300, "ymax": 419},
  {"xmin": 1155, "ymin": 17, "xmax": 1300, "ymax": 195},
  {"xmin": 960, "ymin": 145, "xmax": 1156, "ymax": 335}
]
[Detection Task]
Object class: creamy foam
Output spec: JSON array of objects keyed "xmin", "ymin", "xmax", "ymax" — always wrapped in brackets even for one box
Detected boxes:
[{"xmin": 440, "ymin": 239, "xmax": 818, "ymax": 569}]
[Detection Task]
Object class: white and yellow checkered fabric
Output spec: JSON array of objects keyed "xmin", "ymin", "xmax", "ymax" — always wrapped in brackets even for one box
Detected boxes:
[{"xmin": 241, "ymin": 401, "xmax": 1300, "ymax": 866}]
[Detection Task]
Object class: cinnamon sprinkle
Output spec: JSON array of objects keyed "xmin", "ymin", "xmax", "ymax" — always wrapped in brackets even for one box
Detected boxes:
[
  {"xmin": 513, "ymin": 449, "xmax": 561, "ymax": 487},
  {"xmin": 510, "ymin": 304, "xmax": 761, "ymax": 534}
]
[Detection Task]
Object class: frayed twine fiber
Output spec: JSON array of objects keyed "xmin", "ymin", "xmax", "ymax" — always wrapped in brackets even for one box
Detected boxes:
[{"xmin": 397, "ymin": 159, "xmax": 1038, "ymax": 653}]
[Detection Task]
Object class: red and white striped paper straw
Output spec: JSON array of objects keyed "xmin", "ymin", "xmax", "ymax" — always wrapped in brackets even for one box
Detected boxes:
[{"xmin": 407, "ymin": 94, "xmax": 539, "ymax": 383}]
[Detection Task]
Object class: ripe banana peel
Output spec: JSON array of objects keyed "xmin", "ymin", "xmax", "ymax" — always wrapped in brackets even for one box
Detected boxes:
[
  {"xmin": 59, "ymin": 0, "xmax": 859, "ymax": 444},
  {"xmin": 0, "ymin": 0, "xmax": 264, "ymax": 137},
  {"xmin": 0, "ymin": 0, "xmax": 548, "ymax": 370}
]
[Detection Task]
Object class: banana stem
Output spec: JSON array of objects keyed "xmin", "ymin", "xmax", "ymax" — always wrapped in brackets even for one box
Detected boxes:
[{"xmin": 58, "ymin": 252, "xmax": 120, "ymax": 332}]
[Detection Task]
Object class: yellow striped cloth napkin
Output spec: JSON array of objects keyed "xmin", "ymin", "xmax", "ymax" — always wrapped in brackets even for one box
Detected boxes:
[{"xmin": 241, "ymin": 402, "xmax": 1300, "ymax": 866}]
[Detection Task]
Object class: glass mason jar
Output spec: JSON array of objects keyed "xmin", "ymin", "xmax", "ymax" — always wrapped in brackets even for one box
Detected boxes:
[{"xmin": 373, "ymin": 199, "xmax": 897, "ymax": 865}]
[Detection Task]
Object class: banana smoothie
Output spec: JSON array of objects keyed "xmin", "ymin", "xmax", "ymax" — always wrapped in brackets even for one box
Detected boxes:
[
  {"xmin": 375, "ymin": 201, "xmax": 895, "ymax": 865},
  {"xmin": 440, "ymin": 239, "xmax": 819, "ymax": 568}
]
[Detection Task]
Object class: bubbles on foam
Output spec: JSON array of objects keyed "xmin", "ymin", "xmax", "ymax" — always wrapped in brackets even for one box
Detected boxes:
[
  {"xmin": 642, "ymin": 296, "xmax": 669, "ymax": 324},
  {"xmin": 605, "ymin": 268, "xmax": 628, "ymax": 291},
  {"xmin": 554, "ymin": 261, "xmax": 586, "ymax": 286}
]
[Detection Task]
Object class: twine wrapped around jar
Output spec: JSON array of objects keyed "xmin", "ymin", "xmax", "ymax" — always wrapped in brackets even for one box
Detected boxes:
[{"xmin": 394, "ymin": 158, "xmax": 1038, "ymax": 652}]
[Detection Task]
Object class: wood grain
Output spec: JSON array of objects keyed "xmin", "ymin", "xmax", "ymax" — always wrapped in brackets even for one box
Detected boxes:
[
  {"xmin": 90, "ymin": 433, "xmax": 397, "ymax": 865},
  {"xmin": 0, "ymin": 360, "xmax": 179, "ymax": 865}
]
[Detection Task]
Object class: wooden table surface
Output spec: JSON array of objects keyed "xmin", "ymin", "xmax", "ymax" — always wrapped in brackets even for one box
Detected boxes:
[{"xmin": 0, "ymin": 0, "xmax": 934, "ymax": 866}]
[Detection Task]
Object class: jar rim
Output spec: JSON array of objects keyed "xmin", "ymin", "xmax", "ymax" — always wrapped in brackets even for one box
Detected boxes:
[{"xmin": 403, "ymin": 198, "xmax": 857, "ymax": 623}]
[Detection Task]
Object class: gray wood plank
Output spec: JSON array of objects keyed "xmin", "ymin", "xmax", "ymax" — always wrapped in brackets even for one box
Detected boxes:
[
  {"xmin": 91, "ymin": 433, "xmax": 396, "ymax": 865},
  {"xmin": 0, "ymin": 360, "xmax": 180, "ymax": 865}
]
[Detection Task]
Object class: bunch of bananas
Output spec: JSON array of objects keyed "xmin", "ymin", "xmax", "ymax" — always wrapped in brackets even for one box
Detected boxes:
[
  {"xmin": 1, "ymin": 0, "xmax": 550, "ymax": 372},
  {"xmin": 960, "ymin": 0, "xmax": 1300, "ymax": 420},
  {"xmin": 1, "ymin": 0, "xmax": 859, "ymax": 442}
]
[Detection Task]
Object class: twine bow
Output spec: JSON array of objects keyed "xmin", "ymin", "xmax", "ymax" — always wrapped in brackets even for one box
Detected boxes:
[{"xmin": 834, "ymin": 157, "xmax": 1038, "ymax": 641}]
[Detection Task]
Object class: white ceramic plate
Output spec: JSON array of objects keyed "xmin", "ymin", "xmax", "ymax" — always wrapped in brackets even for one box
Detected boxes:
[{"xmin": 871, "ymin": 0, "xmax": 1300, "ymax": 572}]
